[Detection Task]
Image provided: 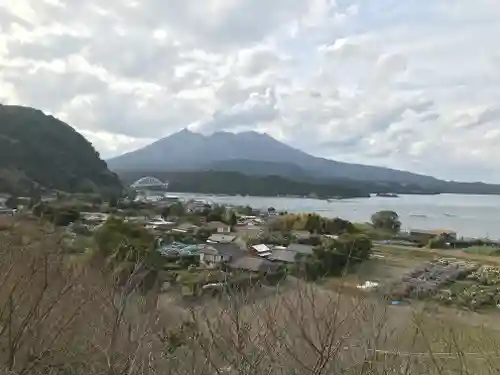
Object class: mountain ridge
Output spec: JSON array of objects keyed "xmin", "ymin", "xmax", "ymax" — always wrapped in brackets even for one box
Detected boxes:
[
  {"xmin": 107, "ymin": 128, "xmax": 441, "ymax": 185},
  {"xmin": 0, "ymin": 105, "xmax": 123, "ymax": 195}
]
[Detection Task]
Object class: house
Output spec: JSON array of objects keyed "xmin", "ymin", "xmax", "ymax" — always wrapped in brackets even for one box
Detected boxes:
[
  {"xmin": 124, "ymin": 215, "xmax": 149, "ymax": 223},
  {"xmin": 173, "ymin": 222, "xmax": 199, "ymax": 233},
  {"xmin": 207, "ymin": 234, "xmax": 236, "ymax": 244},
  {"xmin": 146, "ymin": 218, "xmax": 176, "ymax": 231},
  {"xmin": 199, "ymin": 246, "xmax": 231, "ymax": 268},
  {"xmin": 212, "ymin": 243, "xmax": 247, "ymax": 261},
  {"xmin": 237, "ymin": 216, "xmax": 265, "ymax": 226},
  {"xmin": 206, "ymin": 221, "xmax": 231, "ymax": 233},
  {"xmin": 251, "ymin": 244, "xmax": 272, "ymax": 257},
  {"xmin": 268, "ymin": 249, "xmax": 298, "ymax": 264},
  {"xmin": 186, "ymin": 199, "xmax": 211, "ymax": 213},
  {"xmin": 81, "ymin": 212, "xmax": 109, "ymax": 223},
  {"xmin": 227, "ymin": 256, "xmax": 280, "ymax": 274},
  {"xmin": 286, "ymin": 243, "xmax": 314, "ymax": 256},
  {"xmin": 409, "ymin": 229, "xmax": 457, "ymax": 243}
]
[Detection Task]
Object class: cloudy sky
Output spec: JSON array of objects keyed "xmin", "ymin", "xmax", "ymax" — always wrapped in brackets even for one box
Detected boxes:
[{"xmin": 1, "ymin": 0, "xmax": 500, "ymax": 182}]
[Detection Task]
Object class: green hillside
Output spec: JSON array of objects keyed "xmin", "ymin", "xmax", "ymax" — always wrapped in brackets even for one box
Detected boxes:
[{"xmin": 0, "ymin": 105, "xmax": 122, "ymax": 196}]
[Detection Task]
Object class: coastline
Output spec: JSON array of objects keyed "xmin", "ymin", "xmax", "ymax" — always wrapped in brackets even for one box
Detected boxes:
[{"xmin": 149, "ymin": 192, "xmax": 500, "ymax": 240}]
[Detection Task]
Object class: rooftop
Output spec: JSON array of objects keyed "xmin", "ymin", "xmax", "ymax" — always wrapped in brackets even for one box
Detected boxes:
[
  {"xmin": 268, "ymin": 249, "xmax": 297, "ymax": 263},
  {"xmin": 287, "ymin": 243, "xmax": 314, "ymax": 255},
  {"xmin": 206, "ymin": 221, "xmax": 230, "ymax": 228},
  {"xmin": 410, "ymin": 229, "xmax": 457, "ymax": 235},
  {"xmin": 228, "ymin": 256, "xmax": 279, "ymax": 273},
  {"xmin": 207, "ymin": 234, "xmax": 236, "ymax": 243}
]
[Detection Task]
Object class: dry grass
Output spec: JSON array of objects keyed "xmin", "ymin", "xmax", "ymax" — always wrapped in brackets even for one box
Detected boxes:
[{"xmin": 1, "ymin": 217, "xmax": 500, "ymax": 374}]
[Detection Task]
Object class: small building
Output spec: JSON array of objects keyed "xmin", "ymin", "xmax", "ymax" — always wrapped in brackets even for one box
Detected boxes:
[
  {"xmin": 268, "ymin": 249, "xmax": 298, "ymax": 264},
  {"xmin": 173, "ymin": 222, "xmax": 199, "ymax": 233},
  {"xmin": 409, "ymin": 229, "xmax": 457, "ymax": 242},
  {"xmin": 286, "ymin": 243, "xmax": 314, "ymax": 256},
  {"xmin": 207, "ymin": 234, "xmax": 236, "ymax": 244},
  {"xmin": 81, "ymin": 212, "xmax": 109, "ymax": 223},
  {"xmin": 199, "ymin": 246, "xmax": 231, "ymax": 268},
  {"xmin": 146, "ymin": 218, "xmax": 176, "ymax": 231},
  {"xmin": 186, "ymin": 199, "xmax": 211, "ymax": 213},
  {"xmin": 206, "ymin": 221, "xmax": 231, "ymax": 233},
  {"xmin": 227, "ymin": 256, "xmax": 280, "ymax": 274},
  {"xmin": 212, "ymin": 243, "xmax": 247, "ymax": 261},
  {"xmin": 251, "ymin": 244, "xmax": 272, "ymax": 257}
]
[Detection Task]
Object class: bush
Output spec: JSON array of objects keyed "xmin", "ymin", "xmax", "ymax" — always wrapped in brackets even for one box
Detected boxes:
[
  {"xmin": 298, "ymin": 234, "xmax": 373, "ymax": 280},
  {"xmin": 427, "ymin": 236, "xmax": 449, "ymax": 249},
  {"xmin": 371, "ymin": 210, "xmax": 401, "ymax": 233}
]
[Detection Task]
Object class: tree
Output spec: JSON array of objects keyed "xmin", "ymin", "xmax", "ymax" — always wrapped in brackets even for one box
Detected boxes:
[
  {"xmin": 238, "ymin": 205, "xmax": 254, "ymax": 216},
  {"xmin": 53, "ymin": 208, "xmax": 80, "ymax": 226},
  {"xmin": 228, "ymin": 212, "xmax": 238, "ymax": 227},
  {"xmin": 32, "ymin": 202, "xmax": 48, "ymax": 218},
  {"xmin": 298, "ymin": 234, "xmax": 372, "ymax": 280},
  {"xmin": 206, "ymin": 204, "xmax": 225, "ymax": 222},
  {"xmin": 161, "ymin": 206, "xmax": 171, "ymax": 220},
  {"xmin": 195, "ymin": 227, "xmax": 215, "ymax": 241},
  {"xmin": 169, "ymin": 202, "xmax": 185, "ymax": 217},
  {"xmin": 322, "ymin": 217, "xmax": 355, "ymax": 235},
  {"xmin": 94, "ymin": 218, "xmax": 157, "ymax": 270},
  {"xmin": 371, "ymin": 210, "xmax": 401, "ymax": 233},
  {"xmin": 5, "ymin": 195, "xmax": 18, "ymax": 209},
  {"xmin": 108, "ymin": 196, "xmax": 119, "ymax": 208},
  {"xmin": 305, "ymin": 214, "xmax": 322, "ymax": 234}
]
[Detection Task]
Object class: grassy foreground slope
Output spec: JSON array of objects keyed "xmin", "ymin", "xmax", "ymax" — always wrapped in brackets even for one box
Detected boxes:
[{"xmin": 1, "ymin": 216, "xmax": 500, "ymax": 374}]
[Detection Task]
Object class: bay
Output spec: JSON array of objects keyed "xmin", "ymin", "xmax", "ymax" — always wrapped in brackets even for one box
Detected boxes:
[{"xmin": 164, "ymin": 193, "xmax": 500, "ymax": 239}]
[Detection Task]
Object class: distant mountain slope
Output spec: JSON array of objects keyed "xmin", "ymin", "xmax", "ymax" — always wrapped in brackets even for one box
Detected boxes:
[
  {"xmin": 107, "ymin": 129, "xmax": 440, "ymax": 185},
  {"xmin": 206, "ymin": 159, "xmax": 311, "ymax": 180},
  {"xmin": 117, "ymin": 170, "xmax": 369, "ymax": 198},
  {"xmin": 0, "ymin": 105, "xmax": 122, "ymax": 195}
]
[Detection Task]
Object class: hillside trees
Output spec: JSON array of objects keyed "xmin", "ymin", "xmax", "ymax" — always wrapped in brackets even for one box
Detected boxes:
[
  {"xmin": 0, "ymin": 105, "xmax": 122, "ymax": 195},
  {"xmin": 272, "ymin": 213, "xmax": 356, "ymax": 235},
  {"xmin": 32, "ymin": 202, "xmax": 80, "ymax": 226}
]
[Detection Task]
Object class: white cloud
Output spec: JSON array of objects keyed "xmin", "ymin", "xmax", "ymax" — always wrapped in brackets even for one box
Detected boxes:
[{"xmin": 1, "ymin": 0, "xmax": 500, "ymax": 181}]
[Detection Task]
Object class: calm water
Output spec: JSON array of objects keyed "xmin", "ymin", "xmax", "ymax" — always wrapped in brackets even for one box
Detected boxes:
[{"xmin": 167, "ymin": 193, "xmax": 500, "ymax": 239}]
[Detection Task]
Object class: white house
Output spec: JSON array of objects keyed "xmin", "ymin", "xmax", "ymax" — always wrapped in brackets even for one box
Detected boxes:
[
  {"xmin": 207, "ymin": 234, "xmax": 236, "ymax": 244},
  {"xmin": 252, "ymin": 244, "xmax": 272, "ymax": 257},
  {"xmin": 206, "ymin": 221, "xmax": 232, "ymax": 233}
]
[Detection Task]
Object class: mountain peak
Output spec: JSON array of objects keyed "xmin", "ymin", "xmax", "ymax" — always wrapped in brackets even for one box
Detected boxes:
[{"xmin": 106, "ymin": 127, "xmax": 441, "ymax": 186}]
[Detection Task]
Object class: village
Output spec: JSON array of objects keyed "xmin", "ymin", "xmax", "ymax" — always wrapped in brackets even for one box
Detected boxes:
[
  {"xmin": 75, "ymin": 196, "xmax": 342, "ymax": 297},
  {"xmin": 4, "ymin": 191, "xmax": 500, "ymax": 373},
  {"xmin": 3, "ymin": 190, "xmax": 500, "ymax": 307}
]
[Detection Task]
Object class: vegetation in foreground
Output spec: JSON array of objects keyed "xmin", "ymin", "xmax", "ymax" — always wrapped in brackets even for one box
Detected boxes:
[{"xmin": 0, "ymin": 218, "xmax": 500, "ymax": 374}]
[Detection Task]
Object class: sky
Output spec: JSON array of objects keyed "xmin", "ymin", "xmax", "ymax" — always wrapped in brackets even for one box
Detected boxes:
[{"xmin": 1, "ymin": 0, "xmax": 500, "ymax": 182}]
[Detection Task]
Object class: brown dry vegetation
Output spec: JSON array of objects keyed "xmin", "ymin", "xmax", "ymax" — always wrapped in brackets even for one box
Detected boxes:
[{"xmin": 0, "ymin": 217, "xmax": 500, "ymax": 374}]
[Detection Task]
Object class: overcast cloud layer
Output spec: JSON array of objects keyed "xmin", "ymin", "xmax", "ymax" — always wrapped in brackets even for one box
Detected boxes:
[{"xmin": 1, "ymin": 0, "xmax": 500, "ymax": 181}]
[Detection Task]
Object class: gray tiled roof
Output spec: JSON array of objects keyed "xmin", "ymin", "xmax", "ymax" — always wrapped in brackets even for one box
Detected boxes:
[
  {"xmin": 286, "ymin": 244, "xmax": 314, "ymax": 255},
  {"xmin": 228, "ymin": 256, "xmax": 279, "ymax": 273},
  {"xmin": 208, "ymin": 234, "xmax": 236, "ymax": 243},
  {"xmin": 268, "ymin": 249, "xmax": 298, "ymax": 263}
]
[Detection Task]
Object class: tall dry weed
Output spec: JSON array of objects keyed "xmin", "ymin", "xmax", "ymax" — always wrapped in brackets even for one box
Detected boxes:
[{"xmin": 0, "ymin": 218, "xmax": 498, "ymax": 374}]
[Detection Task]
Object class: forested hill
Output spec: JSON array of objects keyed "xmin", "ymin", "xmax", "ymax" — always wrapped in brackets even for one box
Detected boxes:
[
  {"xmin": 117, "ymin": 170, "xmax": 369, "ymax": 198},
  {"xmin": 0, "ymin": 105, "xmax": 122, "ymax": 195}
]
